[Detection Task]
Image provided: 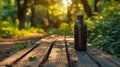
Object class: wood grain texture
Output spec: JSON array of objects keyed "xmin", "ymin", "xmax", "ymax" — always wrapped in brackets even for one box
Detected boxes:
[
  {"xmin": 12, "ymin": 36, "xmax": 57, "ymax": 67},
  {"xmin": 66, "ymin": 36, "xmax": 120, "ymax": 67},
  {"xmin": 0, "ymin": 42, "xmax": 41, "ymax": 66},
  {"xmin": 1, "ymin": 35, "xmax": 120, "ymax": 67},
  {"xmin": 44, "ymin": 37, "xmax": 68, "ymax": 67},
  {"xmin": 86, "ymin": 47, "xmax": 119, "ymax": 67}
]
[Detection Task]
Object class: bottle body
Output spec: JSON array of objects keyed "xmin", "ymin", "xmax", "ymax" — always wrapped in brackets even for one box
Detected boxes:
[{"xmin": 74, "ymin": 15, "xmax": 87, "ymax": 51}]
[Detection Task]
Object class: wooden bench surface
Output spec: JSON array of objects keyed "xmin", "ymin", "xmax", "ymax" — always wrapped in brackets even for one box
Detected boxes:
[
  {"xmin": 0, "ymin": 35, "xmax": 120, "ymax": 67},
  {"xmin": 44, "ymin": 36, "xmax": 68, "ymax": 67}
]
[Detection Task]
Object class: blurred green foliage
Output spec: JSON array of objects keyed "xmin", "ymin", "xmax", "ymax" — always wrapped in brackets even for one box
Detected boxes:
[
  {"xmin": 0, "ymin": 21, "xmax": 45, "ymax": 38},
  {"xmin": 59, "ymin": 22, "xmax": 73, "ymax": 35},
  {"xmin": 46, "ymin": 22, "xmax": 74, "ymax": 35},
  {"xmin": 28, "ymin": 56, "xmax": 37, "ymax": 61},
  {"xmin": 11, "ymin": 42, "xmax": 30, "ymax": 54},
  {"xmin": 87, "ymin": 1, "xmax": 120, "ymax": 57}
]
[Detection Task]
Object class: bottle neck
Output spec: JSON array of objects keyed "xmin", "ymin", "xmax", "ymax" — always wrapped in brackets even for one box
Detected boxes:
[
  {"xmin": 77, "ymin": 15, "xmax": 83, "ymax": 21},
  {"xmin": 77, "ymin": 20, "xmax": 83, "ymax": 24}
]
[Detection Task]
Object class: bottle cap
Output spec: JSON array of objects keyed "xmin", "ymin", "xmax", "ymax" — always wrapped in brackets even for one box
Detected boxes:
[{"xmin": 77, "ymin": 15, "xmax": 83, "ymax": 20}]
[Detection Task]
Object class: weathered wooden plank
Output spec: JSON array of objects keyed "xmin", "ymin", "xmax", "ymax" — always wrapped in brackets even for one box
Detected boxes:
[
  {"xmin": 89, "ymin": 46, "xmax": 120, "ymax": 67},
  {"xmin": 86, "ymin": 47, "xmax": 119, "ymax": 67},
  {"xmin": 66, "ymin": 40, "xmax": 98, "ymax": 67},
  {"xmin": 67, "ymin": 39, "xmax": 86, "ymax": 67},
  {"xmin": 66, "ymin": 36, "xmax": 95, "ymax": 67},
  {"xmin": 44, "ymin": 37, "xmax": 68, "ymax": 67},
  {"xmin": 66, "ymin": 36, "xmax": 120, "ymax": 67},
  {"xmin": 76, "ymin": 51, "xmax": 87, "ymax": 67},
  {"xmin": 0, "ymin": 42, "xmax": 41, "ymax": 66},
  {"xmin": 1, "ymin": 35, "xmax": 120, "ymax": 67},
  {"xmin": 79, "ymin": 51, "xmax": 99, "ymax": 67},
  {"xmin": 0, "ymin": 35, "xmax": 57, "ymax": 67},
  {"xmin": 66, "ymin": 36, "xmax": 85, "ymax": 67},
  {"xmin": 12, "ymin": 43, "xmax": 43, "ymax": 67},
  {"xmin": 0, "ymin": 66, "xmax": 6, "ymax": 67},
  {"xmin": 65, "ymin": 41, "xmax": 72, "ymax": 67},
  {"xmin": 12, "ymin": 36, "xmax": 57, "ymax": 67},
  {"xmin": 25, "ymin": 41, "xmax": 56, "ymax": 67}
]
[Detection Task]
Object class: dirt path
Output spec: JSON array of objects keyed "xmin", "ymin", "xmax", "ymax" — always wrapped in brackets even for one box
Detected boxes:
[{"xmin": 0, "ymin": 33, "xmax": 45, "ymax": 61}]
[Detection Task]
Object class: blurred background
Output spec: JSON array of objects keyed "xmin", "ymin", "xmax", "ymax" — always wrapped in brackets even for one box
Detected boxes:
[{"xmin": 0, "ymin": 0, "xmax": 120, "ymax": 57}]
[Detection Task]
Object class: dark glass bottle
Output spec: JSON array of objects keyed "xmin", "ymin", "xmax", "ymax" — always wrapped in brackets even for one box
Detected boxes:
[{"xmin": 74, "ymin": 15, "xmax": 87, "ymax": 51}]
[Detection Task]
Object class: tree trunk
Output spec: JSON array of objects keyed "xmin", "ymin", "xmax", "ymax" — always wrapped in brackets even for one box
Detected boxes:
[
  {"xmin": 94, "ymin": 0, "xmax": 99, "ymax": 12},
  {"xmin": 67, "ymin": 4, "xmax": 72, "ymax": 22},
  {"xmin": 80, "ymin": 0, "xmax": 93, "ymax": 17},
  {"xmin": 17, "ymin": 0, "xmax": 28, "ymax": 30},
  {"xmin": 47, "ymin": 8, "xmax": 52, "ymax": 28},
  {"xmin": 30, "ymin": 1, "xmax": 36, "ymax": 27}
]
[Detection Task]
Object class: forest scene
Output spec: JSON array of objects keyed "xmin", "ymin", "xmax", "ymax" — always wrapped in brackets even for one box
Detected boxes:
[{"xmin": 0, "ymin": 0, "xmax": 120, "ymax": 63}]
